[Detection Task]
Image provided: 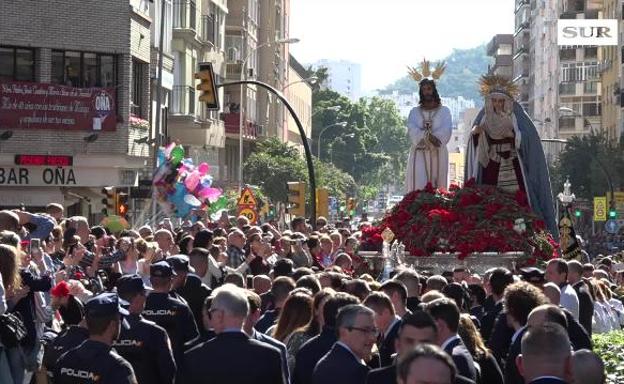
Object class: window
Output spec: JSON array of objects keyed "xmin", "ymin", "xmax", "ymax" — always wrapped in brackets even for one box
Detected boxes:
[
  {"xmin": 583, "ymin": 103, "xmax": 601, "ymax": 116},
  {"xmin": 560, "ymin": 117, "xmax": 575, "ymax": 130},
  {"xmin": 132, "ymin": 59, "xmax": 145, "ymax": 117},
  {"xmin": 585, "ymin": 47, "xmax": 598, "ymax": 59},
  {"xmin": 560, "ymin": 83, "xmax": 576, "ymax": 95},
  {"xmin": 584, "ymin": 81, "xmax": 598, "ymax": 94},
  {"xmin": 51, "ymin": 50, "xmax": 117, "ymax": 88},
  {"xmin": 0, "ymin": 46, "xmax": 34, "ymax": 81}
]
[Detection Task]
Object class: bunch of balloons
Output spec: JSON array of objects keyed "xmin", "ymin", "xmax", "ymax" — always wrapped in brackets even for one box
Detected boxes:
[{"xmin": 152, "ymin": 143, "xmax": 222, "ymax": 218}]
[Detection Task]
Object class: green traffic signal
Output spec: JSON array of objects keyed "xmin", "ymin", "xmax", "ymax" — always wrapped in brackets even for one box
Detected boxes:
[
  {"xmin": 574, "ymin": 210, "xmax": 581, "ymax": 218},
  {"xmin": 609, "ymin": 209, "xmax": 617, "ymax": 219}
]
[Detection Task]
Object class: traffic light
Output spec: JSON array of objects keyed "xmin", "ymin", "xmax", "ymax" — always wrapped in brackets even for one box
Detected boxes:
[
  {"xmin": 268, "ymin": 204, "xmax": 276, "ymax": 218},
  {"xmin": 287, "ymin": 182, "xmax": 306, "ymax": 217},
  {"xmin": 316, "ymin": 188, "xmax": 329, "ymax": 218},
  {"xmin": 116, "ymin": 192, "xmax": 129, "ymax": 218},
  {"xmin": 101, "ymin": 187, "xmax": 115, "ymax": 215},
  {"xmin": 574, "ymin": 209, "xmax": 582, "ymax": 218},
  {"xmin": 609, "ymin": 208, "xmax": 617, "ymax": 219},
  {"xmin": 194, "ymin": 62, "xmax": 219, "ymax": 109}
]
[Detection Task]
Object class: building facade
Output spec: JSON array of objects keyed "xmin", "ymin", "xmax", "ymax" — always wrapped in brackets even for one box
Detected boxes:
[
  {"xmin": 557, "ymin": 0, "xmax": 603, "ymax": 141},
  {"xmin": 0, "ymin": 0, "xmax": 151, "ymax": 219},
  {"xmin": 600, "ymin": 0, "xmax": 623, "ymax": 142},
  {"xmin": 222, "ymin": 0, "xmax": 260, "ymax": 188},
  {"xmin": 257, "ymin": 0, "xmax": 291, "ymax": 143},
  {"xmin": 513, "ymin": 0, "xmax": 532, "ymax": 112},
  {"xmin": 166, "ymin": 0, "xmax": 227, "ymax": 185},
  {"xmin": 487, "ymin": 34, "xmax": 514, "ymax": 79},
  {"xmin": 286, "ymin": 55, "xmax": 312, "ymax": 152},
  {"xmin": 313, "ymin": 59, "xmax": 362, "ymax": 101}
]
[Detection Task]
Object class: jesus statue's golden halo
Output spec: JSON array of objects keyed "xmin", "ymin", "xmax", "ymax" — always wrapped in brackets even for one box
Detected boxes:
[{"xmin": 407, "ymin": 58, "xmax": 446, "ymax": 82}]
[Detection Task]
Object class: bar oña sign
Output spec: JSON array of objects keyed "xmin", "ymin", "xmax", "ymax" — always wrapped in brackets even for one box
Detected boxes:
[
  {"xmin": 0, "ymin": 81, "xmax": 116, "ymax": 131},
  {"xmin": 0, "ymin": 167, "xmax": 122, "ymax": 187}
]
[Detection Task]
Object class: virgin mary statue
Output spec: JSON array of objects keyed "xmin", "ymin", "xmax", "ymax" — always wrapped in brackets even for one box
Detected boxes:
[{"xmin": 465, "ymin": 75, "xmax": 558, "ymax": 239}]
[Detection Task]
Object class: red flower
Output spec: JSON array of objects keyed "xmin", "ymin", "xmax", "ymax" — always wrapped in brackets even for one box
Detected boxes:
[
  {"xmin": 485, "ymin": 203, "xmax": 503, "ymax": 218},
  {"xmin": 449, "ymin": 183, "xmax": 461, "ymax": 191},
  {"xmin": 464, "ymin": 178, "xmax": 477, "ymax": 188},
  {"xmin": 403, "ymin": 191, "xmax": 419, "ymax": 205},
  {"xmin": 395, "ymin": 209, "xmax": 412, "ymax": 226},
  {"xmin": 427, "ymin": 209, "xmax": 457, "ymax": 223},
  {"xmin": 424, "ymin": 182, "xmax": 435, "ymax": 193},
  {"xmin": 458, "ymin": 193, "xmax": 482, "ymax": 207},
  {"xmin": 515, "ymin": 190, "xmax": 529, "ymax": 207},
  {"xmin": 51, "ymin": 281, "xmax": 70, "ymax": 298},
  {"xmin": 534, "ymin": 219, "xmax": 546, "ymax": 231}
]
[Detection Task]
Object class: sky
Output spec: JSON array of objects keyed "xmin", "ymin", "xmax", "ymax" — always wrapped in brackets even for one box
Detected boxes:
[{"xmin": 289, "ymin": 0, "xmax": 515, "ymax": 93}]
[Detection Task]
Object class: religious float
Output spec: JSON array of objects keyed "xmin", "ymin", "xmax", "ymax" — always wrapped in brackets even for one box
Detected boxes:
[
  {"xmin": 357, "ymin": 69, "xmax": 560, "ymax": 276},
  {"xmin": 358, "ymin": 181, "xmax": 559, "ymax": 276}
]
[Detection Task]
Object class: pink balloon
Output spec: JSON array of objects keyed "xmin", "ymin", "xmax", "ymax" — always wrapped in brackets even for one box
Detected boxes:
[
  {"xmin": 198, "ymin": 163, "xmax": 210, "ymax": 175},
  {"xmin": 198, "ymin": 187, "xmax": 222, "ymax": 202},
  {"xmin": 184, "ymin": 171, "xmax": 201, "ymax": 191}
]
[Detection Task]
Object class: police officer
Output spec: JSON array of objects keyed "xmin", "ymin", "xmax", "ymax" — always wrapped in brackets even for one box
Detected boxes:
[
  {"xmin": 54, "ymin": 292, "xmax": 137, "ymax": 384},
  {"xmin": 142, "ymin": 261, "xmax": 199, "ymax": 365},
  {"xmin": 43, "ymin": 321, "xmax": 89, "ymax": 381},
  {"xmin": 115, "ymin": 274, "xmax": 177, "ymax": 384},
  {"xmin": 167, "ymin": 255, "xmax": 212, "ymax": 337}
]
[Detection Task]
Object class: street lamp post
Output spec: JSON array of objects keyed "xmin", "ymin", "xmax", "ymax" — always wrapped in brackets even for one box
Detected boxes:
[
  {"xmin": 238, "ymin": 37, "xmax": 299, "ymax": 192},
  {"xmin": 317, "ymin": 122, "xmax": 347, "ymax": 159}
]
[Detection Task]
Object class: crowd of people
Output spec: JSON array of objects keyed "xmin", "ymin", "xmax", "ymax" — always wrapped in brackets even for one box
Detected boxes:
[{"xmin": 0, "ymin": 203, "xmax": 621, "ymax": 384}]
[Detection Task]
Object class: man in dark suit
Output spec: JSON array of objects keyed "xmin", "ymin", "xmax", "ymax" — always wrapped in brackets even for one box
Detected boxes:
[
  {"xmin": 481, "ymin": 268, "xmax": 514, "ymax": 342},
  {"xmin": 567, "ymin": 260, "xmax": 594, "ymax": 336},
  {"xmin": 293, "ymin": 292, "xmax": 360, "ymax": 384},
  {"xmin": 245, "ymin": 290, "xmax": 290, "ymax": 384},
  {"xmin": 312, "ymin": 304, "xmax": 375, "ymax": 384},
  {"xmin": 183, "ymin": 284, "xmax": 283, "ymax": 384},
  {"xmin": 367, "ymin": 311, "xmax": 438, "ymax": 384},
  {"xmin": 527, "ymin": 304, "xmax": 591, "ymax": 351},
  {"xmin": 364, "ymin": 292, "xmax": 402, "ymax": 367},
  {"xmin": 167, "ymin": 255, "xmax": 213, "ymax": 338},
  {"xmin": 394, "ymin": 269, "xmax": 422, "ymax": 313},
  {"xmin": 424, "ymin": 298, "xmax": 477, "ymax": 381},
  {"xmin": 396, "ymin": 343, "xmax": 465, "ymax": 384},
  {"xmin": 380, "ymin": 279, "xmax": 411, "ymax": 318},
  {"xmin": 503, "ymin": 281, "xmax": 549, "ymax": 384},
  {"xmin": 516, "ymin": 324, "xmax": 572, "ymax": 384}
]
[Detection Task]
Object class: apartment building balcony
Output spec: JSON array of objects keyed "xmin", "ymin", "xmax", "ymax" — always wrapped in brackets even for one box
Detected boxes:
[
  {"xmin": 221, "ymin": 112, "xmax": 260, "ymax": 139},
  {"xmin": 168, "ymin": 118, "xmax": 226, "ymax": 148},
  {"xmin": 200, "ymin": 15, "xmax": 217, "ymax": 48},
  {"xmin": 173, "ymin": 0, "xmax": 197, "ymax": 38},
  {"xmin": 170, "ymin": 85, "xmax": 196, "ymax": 118}
]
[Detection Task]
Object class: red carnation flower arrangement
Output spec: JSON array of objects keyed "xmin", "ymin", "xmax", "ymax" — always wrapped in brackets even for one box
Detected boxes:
[{"xmin": 360, "ymin": 181, "xmax": 558, "ymax": 264}]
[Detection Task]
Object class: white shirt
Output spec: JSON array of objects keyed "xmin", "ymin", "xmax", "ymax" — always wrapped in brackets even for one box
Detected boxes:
[{"xmin": 560, "ymin": 284, "xmax": 580, "ymax": 320}]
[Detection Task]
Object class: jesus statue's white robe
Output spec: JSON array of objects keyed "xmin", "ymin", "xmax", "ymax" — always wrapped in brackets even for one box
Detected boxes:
[{"xmin": 405, "ymin": 105, "xmax": 453, "ymax": 192}]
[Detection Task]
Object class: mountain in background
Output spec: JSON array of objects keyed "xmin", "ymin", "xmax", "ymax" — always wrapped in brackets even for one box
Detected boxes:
[{"xmin": 379, "ymin": 44, "xmax": 491, "ymax": 103}]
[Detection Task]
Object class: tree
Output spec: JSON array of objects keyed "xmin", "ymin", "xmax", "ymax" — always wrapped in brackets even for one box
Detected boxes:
[
  {"xmin": 551, "ymin": 132, "xmax": 624, "ymax": 199},
  {"xmin": 244, "ymin": 137, "xmax": 356, "ymax": 204},
  {"xmin": 304, "ymin": 65, "xmax": 329, "ymax": 92},
  {"xmin": 244, "ymin": 138, "xmax": 308, "ymax": 203}
]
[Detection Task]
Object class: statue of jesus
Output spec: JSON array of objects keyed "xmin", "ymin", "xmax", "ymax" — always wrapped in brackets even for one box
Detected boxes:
[{"xmin": 405, "ymin": 60, "xmax": 452, "ymax": 192}]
